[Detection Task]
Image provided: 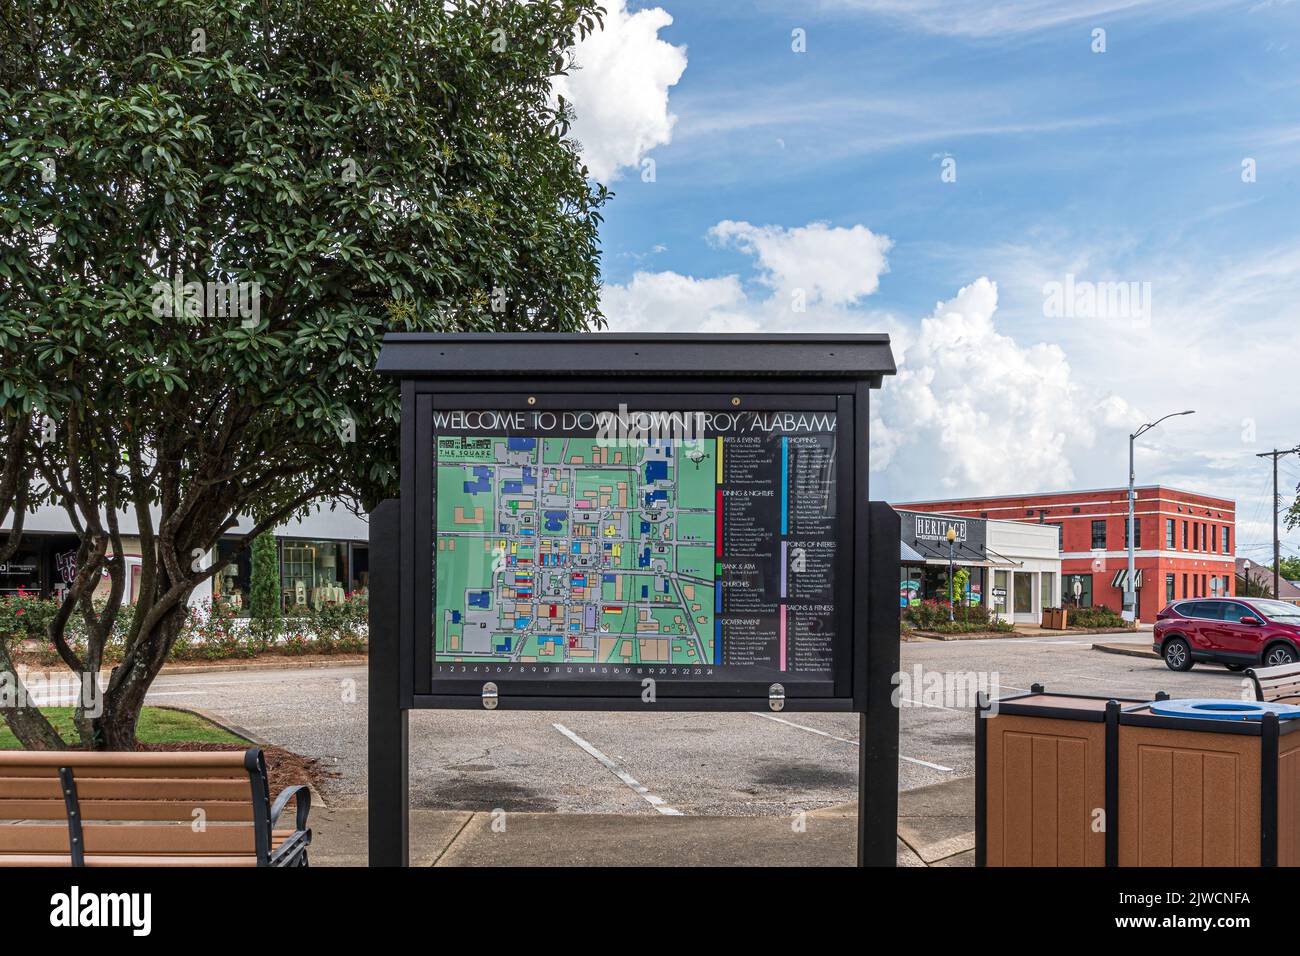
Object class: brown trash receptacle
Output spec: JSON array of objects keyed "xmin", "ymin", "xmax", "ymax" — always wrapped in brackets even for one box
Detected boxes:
[
  {"xmin": 977, "ymin": 690, "xmax": 1142, "ymax": 867},
  {"xmin": 977, "ymin": 689, "xmax": 1300, "ymax": 867}
]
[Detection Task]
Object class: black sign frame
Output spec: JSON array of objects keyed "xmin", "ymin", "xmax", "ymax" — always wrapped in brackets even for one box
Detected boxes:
[{"xmin": 369, "ymin": 333, "xmax": 900, "ymax": 866}]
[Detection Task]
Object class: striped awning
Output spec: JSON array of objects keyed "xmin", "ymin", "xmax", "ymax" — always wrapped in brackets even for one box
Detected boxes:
[{"xmin": 1111, "ymin": 569, "xmax": 1143, "ymax": 589}]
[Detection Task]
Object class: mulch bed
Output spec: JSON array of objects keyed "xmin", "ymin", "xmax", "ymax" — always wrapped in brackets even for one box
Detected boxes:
[{"xmin": 134, "ymin": 742, "xmax": 337, "ymax": 798}]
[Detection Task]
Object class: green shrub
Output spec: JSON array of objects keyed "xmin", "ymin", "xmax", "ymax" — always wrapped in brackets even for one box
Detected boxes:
[
  {"xmin": 1067, "ymin": 605, "xmax": 1129, "ymax": 629},
  {"xmin": 249, "ymin": 533, "xmax": 281, "ymax": 624},
  {"xmin": 0, "ymin": 591, "xmax": 59, "ymax": 642},
  {"xmin": 26, "ymin": 591, "xmax": 368, "ymax": 665},
  {"xmin": 904, "ymin": 599, "xmax": 1011, "ymax": 633}
]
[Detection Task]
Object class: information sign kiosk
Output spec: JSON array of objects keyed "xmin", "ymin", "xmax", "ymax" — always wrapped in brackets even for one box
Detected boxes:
[{"xmin": 369, "ymin": 333, "xmax": 899, "ymax": 865}]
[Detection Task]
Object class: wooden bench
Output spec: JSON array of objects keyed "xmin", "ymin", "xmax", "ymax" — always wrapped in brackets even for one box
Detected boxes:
[
  {"xmin": 1246, "ymin": 662, "xmax": 1300, "ymax": 705},
  {"xmin": 0, "ymin": 748, "xmax": 311, "ymax": 867}
]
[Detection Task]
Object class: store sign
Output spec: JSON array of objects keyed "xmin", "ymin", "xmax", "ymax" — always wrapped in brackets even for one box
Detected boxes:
[
  {"xmin": 898, "ymin": 510, "xmax": 988, "ymax": 558},
  {"xmin": 914, "ymin": 515, "xmax": 967, "ymax": 542}
]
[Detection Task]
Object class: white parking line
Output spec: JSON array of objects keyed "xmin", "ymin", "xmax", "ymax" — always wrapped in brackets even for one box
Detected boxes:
[
  {"xmin": 897, "ymin": 697, "xmax": 956, "ymax": 711},
  {"xmin": 552, "ymin": 723, "xmax": 684, "ymax": 816},
  {"xmin": 748, "ymin": 712, "xmax": 955, "ymax": 772}
]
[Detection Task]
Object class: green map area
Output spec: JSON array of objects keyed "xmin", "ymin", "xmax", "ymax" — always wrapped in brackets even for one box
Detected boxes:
[{"xmin": 435, "ymin": 435, "xmax": 717, "ymax": 668}]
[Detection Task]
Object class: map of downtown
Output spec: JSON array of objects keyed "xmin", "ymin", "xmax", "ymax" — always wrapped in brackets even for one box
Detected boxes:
[{"xmin": 435, "ymin": 435, "xmax": 718, "ymax": 670}]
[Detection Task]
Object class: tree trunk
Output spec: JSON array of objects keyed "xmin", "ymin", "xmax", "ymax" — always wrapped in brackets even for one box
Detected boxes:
[
  {"xmin": 0, "ymin": 639, "xmax": 67, "ymax": 750},
  {"xmin": 86, "ymin": 601, "xmax": 189, "ymax": 750}
]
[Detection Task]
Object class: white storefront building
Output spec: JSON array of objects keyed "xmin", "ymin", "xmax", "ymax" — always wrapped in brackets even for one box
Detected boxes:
[
  {"xmin": 898, "ymin": 509, "xmax": 1062, "ymax": 625},
  {"xmin": 0, "ymin": 502, "xmax": 369, "ymax": 612}
]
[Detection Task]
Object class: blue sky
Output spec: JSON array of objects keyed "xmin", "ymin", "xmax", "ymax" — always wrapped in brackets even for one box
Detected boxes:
[{"xmin": 565, "ymin": 0, "xmax": 1300, "ymax": 565}]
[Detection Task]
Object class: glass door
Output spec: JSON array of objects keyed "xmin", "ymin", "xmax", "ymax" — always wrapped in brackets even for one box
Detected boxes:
[{"xmin": 1013, "ymin": 571, "xmax": 1034, "ymax": 622}]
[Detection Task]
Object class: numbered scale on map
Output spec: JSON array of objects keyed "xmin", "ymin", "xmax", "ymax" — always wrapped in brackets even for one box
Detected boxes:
[{"xmin": 430, "ymin": 409, "xmax": 840, "ymax": 684}]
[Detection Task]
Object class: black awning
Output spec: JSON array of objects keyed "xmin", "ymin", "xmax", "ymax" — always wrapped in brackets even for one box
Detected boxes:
[{"xmin": 907, "ymin": 538, "xmax": 987, "ymax": 563}]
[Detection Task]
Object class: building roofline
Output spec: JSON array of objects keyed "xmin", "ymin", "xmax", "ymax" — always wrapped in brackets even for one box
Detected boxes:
[{"xmin": 895, "ymin": 485, "xmax": 1235, "ymax": 508}]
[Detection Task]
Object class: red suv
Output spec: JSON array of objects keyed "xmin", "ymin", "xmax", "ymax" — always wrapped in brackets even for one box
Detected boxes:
[{"xmin": 1155, "ymin": 598, "xmax": 1300, "ymax": 671}]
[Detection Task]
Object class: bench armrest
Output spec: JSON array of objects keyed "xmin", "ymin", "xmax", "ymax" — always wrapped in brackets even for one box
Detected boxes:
[{"xmin": 269, "ymin": 784, "xmax": 312, "ymax": 832}]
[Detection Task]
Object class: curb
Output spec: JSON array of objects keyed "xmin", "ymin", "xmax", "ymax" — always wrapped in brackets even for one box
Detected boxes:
[
  {"xmin": 159, "ymin": 656, "xmax": 366, "ymax": 676},
  {"xmin": 70, "ymin": 657, "xmax": 368, "ymax": 680},
  {"xmin": 908, "ymin": 629, "xmax": 1028, "ymax": 641},
  {"xmin": 907, "ymin": 627, "xmax": 1143, "ymax": 642},
  {"xmin": 149, "ymin": 704, "xmax": 330, "ymax": 809},
  {"xmin": 1091, "ymin": 642, "xmax": 1158, "ymax": 660}
]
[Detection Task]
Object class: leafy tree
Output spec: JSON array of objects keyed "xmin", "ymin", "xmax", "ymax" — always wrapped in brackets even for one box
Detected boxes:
[
  {"xmin": 248, "ymin": 532, "xmax": 280, "ymax": 624},
  {"xmin": 0, "ymin": 0, "xmax": 608, "ymax": 749},
  {"xmin": 1239, "ymin": 571, "xmax": 1273, "ymax": 598}
]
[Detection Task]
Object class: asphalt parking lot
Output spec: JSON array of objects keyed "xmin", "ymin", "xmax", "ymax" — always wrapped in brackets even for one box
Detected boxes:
[{"xmin": 143, "ymin": 631, "xmax": 1256, "ymax": 816}]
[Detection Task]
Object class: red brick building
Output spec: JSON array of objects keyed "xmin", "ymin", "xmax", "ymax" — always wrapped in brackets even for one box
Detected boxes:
[{"xmin": 894, "ymin": 486, "xmax": 1235, "ymax": 624}]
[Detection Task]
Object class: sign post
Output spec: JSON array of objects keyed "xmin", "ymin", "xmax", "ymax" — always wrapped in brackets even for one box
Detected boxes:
[{"xmin": 369, "ymin": 333, "xmax": 898, "ymax": 866}]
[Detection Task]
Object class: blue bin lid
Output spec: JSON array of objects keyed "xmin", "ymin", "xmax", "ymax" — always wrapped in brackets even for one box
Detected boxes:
[{"xmin": 1148, "ymin": 698, "xmax": 1300, "ymax": 721}]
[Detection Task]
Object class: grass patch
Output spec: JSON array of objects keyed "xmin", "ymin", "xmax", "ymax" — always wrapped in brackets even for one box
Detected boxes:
[{"xmin": 0, "ymin": 707, "xmax": 246, "ymax": 749}]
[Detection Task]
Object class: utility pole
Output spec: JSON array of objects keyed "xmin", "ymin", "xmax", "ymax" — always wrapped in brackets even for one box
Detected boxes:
[{"xmin": 1256, "ymin": 446, "xmax": 1300, "ymax": 599}]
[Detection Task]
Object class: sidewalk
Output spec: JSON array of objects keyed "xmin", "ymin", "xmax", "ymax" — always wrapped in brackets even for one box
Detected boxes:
[{"xmin": 307, "ymin": 776, "xmax": 975, "ymax": 867}]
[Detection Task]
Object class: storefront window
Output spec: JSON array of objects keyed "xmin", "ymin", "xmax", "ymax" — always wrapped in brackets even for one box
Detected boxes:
[
  {"xmin": 213, "ymin": 539, "xmax": 252, "ymax": 611},
  {"xmin": 350, "ymin": 545, "xmax": 370, "ymax": 594},
  {"xmin": 1065, "ymin": 573, "xmax": 1093, "ymax": 608},
  {"xmin": 280, "ymin": 540, "xmax": 348, "ymax": 612},
  {"xmin": 0, "ymin": 548, "xmax": 41, "ymax": 596},
  {"xmin": 900, "ymin": 567, "xmax": 923, "ymax": 608},
  {"xmin": 1041, "ymin": 572, "xmax": 1056, "ymax": 607}
]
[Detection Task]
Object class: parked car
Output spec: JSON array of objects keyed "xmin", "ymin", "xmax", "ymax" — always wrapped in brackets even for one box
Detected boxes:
[{"xmin": 1155, "ymin": 598, "xmax": 1300, "ymax": 671}]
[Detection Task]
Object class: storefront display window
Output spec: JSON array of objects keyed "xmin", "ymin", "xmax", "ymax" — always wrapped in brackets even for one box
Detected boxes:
[
  {"xmin": 212, "ymin": 539, "xmax": 252, "ymax": 611},
  {"xmin": 280, "ymin": 539, "xmax": 348, "ymax": 611},
  {"xmin": 1065, "ymin": 573, "xmax": 1093, "ymax": 607},
  {"xmin": 900, "ymin": 567, "xmax": 922, "ymax": 607}
]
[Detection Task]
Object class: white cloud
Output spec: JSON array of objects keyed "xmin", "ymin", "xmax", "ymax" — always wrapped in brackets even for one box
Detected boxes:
[
  {"xmin": 599, "ymin": 271, "xmax": 757, "ymax": 332},
  {"xmin": 602, "ymin": 220, "xmax": 896, "ymax": 333},
  {"xmin": 708, "ymin": 220, "xmax": 892, "ymax": 307},
  {"xmin": 874, "ymin": 278, "xmax": 1135, "ymax": 493},
  {"xmin": 603, "ymin": 221, "xmax": 1140, "ymax": 498},
  {"xmin": 554, "ymin": 0, "xmax": 687, "ymax": 182}
]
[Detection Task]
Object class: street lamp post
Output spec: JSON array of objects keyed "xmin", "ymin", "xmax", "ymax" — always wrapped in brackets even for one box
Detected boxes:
[
  {"xmin": 1127, "ymin": 410, "xmax": 1195, "ymax": 622},
  {"xmin": 946, "ymin": 525, "xmax": 957, "ymax": 623}
]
